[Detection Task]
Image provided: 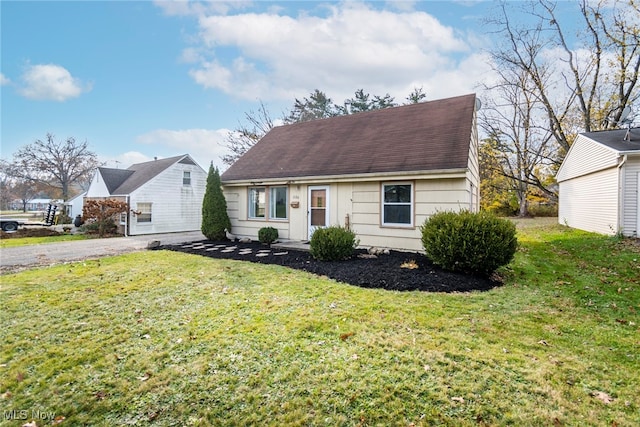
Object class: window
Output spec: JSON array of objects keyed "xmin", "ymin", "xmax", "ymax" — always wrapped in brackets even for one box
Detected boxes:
[
  {"xmin": 269, "ymin": 186, "xmax": 288, "ymax": 220},
  {"xmin": 248, "ymin": 186, "xmax": 288, "ymax": 220},
  {"xmin": 249, "ymin": 188, "xmax": 266, "ymax": 218},
  {"xmin": 183, "ymin": 171, "xmax": 191, "ymax": 185},
  {"xmin": 382, "ymin": 183, "xmax": 413, "ymax": 226},
  {"xmin": 136, "ymin": 202, "xmax": 152, "ymax": 223}
]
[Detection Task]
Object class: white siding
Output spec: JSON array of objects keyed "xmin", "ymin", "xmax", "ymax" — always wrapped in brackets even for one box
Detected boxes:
[
  {"xmin": 620, "ymin": 157, "xmax": 640, "ymax": 237},
  {"xmin": 85, "ymin": 170, "xmax": 110, "ymax": 197},
  {"xmin": 558, "ymin": 167, "xmax": 619, "ymax": 235},
  {"xmin": 128, "ymin": 163, "xmax": 206, "ymax": 235},
  {"xmin": 557, "ymin": 135, "xmax": 619, "ymax": 182}
]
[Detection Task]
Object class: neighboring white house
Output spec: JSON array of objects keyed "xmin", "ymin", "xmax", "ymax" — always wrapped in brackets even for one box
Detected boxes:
[
  {"xmin": 221, "ymin": 94, "xmax": 480, "ymax": 251},
  {"xmin": 85, "ymin": 154, "xmax": 207, "ymax": 235},
  {"xmin": 65, "ymin": 191, "xmax": 86, "ymax": 218},
  {"xmin": 556, "ymin": 128, "xmax": 640, "ymax": 237}
]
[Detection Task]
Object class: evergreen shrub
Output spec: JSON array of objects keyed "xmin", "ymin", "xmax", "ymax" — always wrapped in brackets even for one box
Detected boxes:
[
  {"xmin": 310, "ymin": 226, "xmax": 358, "ymax": 261},
  {"xmin": 258, "ymin": 227, "xmax": 278, "ymax": 244},
  {"xmin": 420, "ymin": 210, "xmax": 517, "ymax": 275},
  {"xmin": 201, "ymin": 165, "xmax": 231, "ymax": 241}
]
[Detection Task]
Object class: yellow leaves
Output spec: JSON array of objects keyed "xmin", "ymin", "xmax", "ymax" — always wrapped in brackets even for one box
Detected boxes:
[{"xmin": 400, "ymin": 260, "xmax": 419, "ymax": 269}]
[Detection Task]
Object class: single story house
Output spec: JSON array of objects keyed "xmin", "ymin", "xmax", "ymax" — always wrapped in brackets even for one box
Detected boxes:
[
  {"xmin": 557, "ymin": 128, "xmax": 640, "ymax": 237},
  {"xmin": 221, "ymin": 93, "xmax": 480, "ymax": 251},
  {"xmin": 85, "ymin": 154, "xmax": 206, "ymax": 235}
]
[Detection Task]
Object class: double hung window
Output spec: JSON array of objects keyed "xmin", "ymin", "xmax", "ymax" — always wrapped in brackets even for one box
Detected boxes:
[{"xmin": 382, "ymin": 183, "xmax": 413, "ymax": 226}]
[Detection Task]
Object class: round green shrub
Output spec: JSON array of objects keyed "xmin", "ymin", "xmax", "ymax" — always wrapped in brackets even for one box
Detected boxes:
[
  {"xmin": 310, "ymin": 226, "xmax": 359, "ymax": 261},
  {"xmin": 258, "ymin": 226, "xmax": 279, "ymax": 244},
  {"xmin": 420, "ymin": 210, "xmax": 517, "ymax": 275}
]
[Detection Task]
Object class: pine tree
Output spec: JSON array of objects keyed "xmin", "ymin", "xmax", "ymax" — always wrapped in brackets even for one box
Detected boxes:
[{"xmin": 201, "ymin": 164, "xmax": 231, "ymax": 240}]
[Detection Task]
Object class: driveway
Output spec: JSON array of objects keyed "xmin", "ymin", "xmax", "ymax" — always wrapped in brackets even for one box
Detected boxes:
[{"xmin": 0, "ymin": 231, "xmax": 205, "ymax": 273}]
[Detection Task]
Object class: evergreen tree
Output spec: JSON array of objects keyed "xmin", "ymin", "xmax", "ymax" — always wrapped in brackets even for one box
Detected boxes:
[{"xmin": 201, "ymin": 164, "xmax": 231, "ymax": 240}]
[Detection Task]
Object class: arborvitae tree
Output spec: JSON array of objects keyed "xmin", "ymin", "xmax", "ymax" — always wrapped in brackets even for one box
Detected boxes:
[{"xmin": 201, "ymin": 164, "xmax": 231, "ymax": 240}]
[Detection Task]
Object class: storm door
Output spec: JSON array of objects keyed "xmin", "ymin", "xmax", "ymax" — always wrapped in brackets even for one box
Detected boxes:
[{"xmin": 308, "ymin": 186, "xmax": 329, "ymax": 239}]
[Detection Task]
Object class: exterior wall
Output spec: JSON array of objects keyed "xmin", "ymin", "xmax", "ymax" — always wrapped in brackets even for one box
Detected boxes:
[
  {"xmin": 85, "ymin": 171, "xmax": 111, "ymax": 197},
  {"xmin": 556, "ymin": 135, "xmax": 619, "ymax": 182},
  {"xmin": 128, "ymin": 163, "xmax": 206, "ymax": 235},
  {"xmin": 223, "ymin": 175, "xmax": 472, "ymax": 252},
  {"xmin": 466, "ymin": 115, "xmax": 481, "ymax": 212},
  {"xmin": 66, "ymin": 192, "xmax": 86, "ymax": 218},
  {"xmin": 620, "ymin": 156, "xmax": 640, "ymax": 237},
  {"xmin": 558, "ymin": 167, "xmax": 619, "ymax": 235}
]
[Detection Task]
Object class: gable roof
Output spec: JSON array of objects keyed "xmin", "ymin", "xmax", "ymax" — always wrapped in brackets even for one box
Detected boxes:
[
  {"xmin": 581, "ymin": 128, "xmax": 640, "ymax": 153},
  {"xmin": 98, "ymin": 154, "xmax": 196, "ymax": 195},
  {"xmin": 221, "ymin": 94, "xmax": 477, "ymax": 183}
]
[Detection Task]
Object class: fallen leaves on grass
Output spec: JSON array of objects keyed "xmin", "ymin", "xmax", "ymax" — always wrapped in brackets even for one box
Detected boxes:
[
  {"xmin": 340, "ymin": 332, "xmax": 355, "ymax": 341},
  {"xmin": 592, "ymin": 391, "xmax": 614, "ymax": 404}
]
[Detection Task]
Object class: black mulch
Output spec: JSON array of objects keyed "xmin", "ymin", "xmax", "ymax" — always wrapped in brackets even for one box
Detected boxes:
[{"xmin": 157, "ymin": 240, "xmax": 501, "ymax": 293}]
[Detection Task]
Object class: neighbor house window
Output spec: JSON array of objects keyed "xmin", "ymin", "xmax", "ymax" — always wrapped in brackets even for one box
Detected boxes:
[
  {"xmin": 382, "ymin": 183, "xmax": 413, "ymax": 226},
  {"xmin": 183, "ymin": 171, "xmax": 191, "ymax": 185},
  {"xmin": 137, "ymin": 202, "xmax": 152, "ymax": 223},
  {"xmin": 249, "ymin": 188, "xmax": 266, "ymax": 218},
  {"xmin": 269, "ymin": 186, "xmax": 288, "ymax": 220}
]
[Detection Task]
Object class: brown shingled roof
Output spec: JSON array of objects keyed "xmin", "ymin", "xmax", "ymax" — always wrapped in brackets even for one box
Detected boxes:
[{"xmin": 221, "ymin": 93, "xmax": 476, "ymax": 182}]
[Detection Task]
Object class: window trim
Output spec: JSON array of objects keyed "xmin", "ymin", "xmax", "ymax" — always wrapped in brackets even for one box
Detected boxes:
[
  {"xmin": 247, "ymin": 186, "xmax": 289, "ymax": 221},
  {"xmin": 269, "ymin": 186, "xmax": 288, "ymax": 220},
  {"xmin": 183, "ymin": 171, "xmax": 191, "ymax": 186},
  {"xmin": 248, "ymin": 187, "xmax": 266, "ymax": 219},
  {"xmin": 136, "ymin": 202, "xmax": 152, "ymax": 224},
  {"xmin": 381, "ymin": 182, "xmax": 414, "ymax": 228}
]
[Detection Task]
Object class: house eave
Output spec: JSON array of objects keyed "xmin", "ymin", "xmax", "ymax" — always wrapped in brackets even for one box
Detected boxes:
[{"xmin": 221, "ymin": 168, "xmax": 469, "ymax": 187}]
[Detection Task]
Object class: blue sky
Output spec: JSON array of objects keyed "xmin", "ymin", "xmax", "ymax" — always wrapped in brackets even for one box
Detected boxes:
[{"xmin": 1, "ymin": 0, "xmax": 580, "ymax": 171}]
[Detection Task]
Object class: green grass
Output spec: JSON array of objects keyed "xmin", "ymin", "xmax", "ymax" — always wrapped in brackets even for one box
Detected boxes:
[
  {"xmin": 0, "ymin": 234, "xmax": 88, "ymax": 248},
  {"xmin": 1, "ymin": 219, "xmax": 638, "ymax": 426}
]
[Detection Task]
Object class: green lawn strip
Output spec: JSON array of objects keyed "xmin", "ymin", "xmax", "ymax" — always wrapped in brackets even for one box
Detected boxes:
[
  {"xmin": 1, "ymin": 224, "xmax": 639, "ymax": 426},
  {"xmin": 0, "ymin": 234, "xmax": 88, "ymax": 248}
]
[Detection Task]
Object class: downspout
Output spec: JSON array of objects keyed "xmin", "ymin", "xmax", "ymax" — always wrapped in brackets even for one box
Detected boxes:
[
  {"xmin": 617, "ymin": 155, "xmax": 627, "ymax": 236},
  {"xmin": 124, "ymin": 195, "xmax": 129, "ymax": 237}
]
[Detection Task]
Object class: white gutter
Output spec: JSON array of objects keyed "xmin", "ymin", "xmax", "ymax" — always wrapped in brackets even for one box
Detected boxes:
[
  {"xmin": 222, "ymin": 168, "xmax": 469, "ymax": 186},
  {"xmin": 617, "ymin": 154, "xmax": 627, "ymax": 237}
]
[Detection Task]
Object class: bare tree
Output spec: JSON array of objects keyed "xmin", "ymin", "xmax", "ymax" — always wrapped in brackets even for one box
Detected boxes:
[
  {"xmin": 480, "ymin": 66, "xmax": 558, "ymax": 216},
  {"xmin": 10, "ymin": 134, "xmax": 100, "ymax": 200},
  {"xmin": 488, "ymin": 0, "xmax": 640, "ymax": 155},
  {"xmin": 222, "ymin": 101, "xmax": 276, "ymax": 166}
]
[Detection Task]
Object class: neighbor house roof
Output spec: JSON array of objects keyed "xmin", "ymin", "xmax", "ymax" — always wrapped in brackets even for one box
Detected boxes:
[
  {"xmin": 581, "ymin": 128, "xmax": 640, "ymax": 153},
  {"xmin": 98, "ymin": 154, "xmax": 196, "ymax": 195},
  {"xmin": 221, "ymin": 94, "xmax": 477, "ymax": 182}
]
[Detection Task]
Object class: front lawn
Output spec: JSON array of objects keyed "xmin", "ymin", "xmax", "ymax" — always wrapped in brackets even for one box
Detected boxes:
[{"xmin": 0, "ymin": 219, "xmax": 638, "ymax": 426}]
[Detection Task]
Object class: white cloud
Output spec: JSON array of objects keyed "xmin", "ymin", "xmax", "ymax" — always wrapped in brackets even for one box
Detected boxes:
[
  {"xmin": 101, "ymin": 151, "xmax": 154, "ymax": 169},
  {"xmin": 183, "ymin": 2, "xmax": 485, "ymax": 102},
  {"xmin": 0, "ymin": 73, "xmax": 10, "ymax": 86},
  {"xmin": 136, "ymin": 128, "xmax": 232, "ymax": 171},
  {"xmin": 19, "ymin": 64, "xmax": 91, "ymax": 101}
]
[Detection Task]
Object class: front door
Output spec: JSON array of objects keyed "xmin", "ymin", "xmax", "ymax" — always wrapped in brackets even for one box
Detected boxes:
[{"xmin": 308, "ymin": 186, "xmax": 329, "ymax": 239}]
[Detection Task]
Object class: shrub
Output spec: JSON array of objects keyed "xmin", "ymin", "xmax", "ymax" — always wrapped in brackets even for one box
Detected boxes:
[
  {"xmin": 202, "ymin": 164, "xmax": 231, "ymax": 241},
  {"xmin": 420, "ymin": 210, "xmax": 517, "ymax": 276},
  {"xmin": 258, "ymin": 227, "xmax": 278, "ymax": 244},
  {"xmin": 310, "ymin": 226, "xmax": 359, "ymax": 261}
]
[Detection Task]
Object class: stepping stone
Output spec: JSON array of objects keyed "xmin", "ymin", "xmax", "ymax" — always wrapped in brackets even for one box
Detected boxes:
[
  {"xmin": 258, "ymin": 250, "xmax": 271, "ymax": 253},
  {"xmin": 214, "ymin": 244, "xmax": 227, "ymax": 248},
  {"xmin": 239, "ymin": 250, "xmax": 253, "ymax": 255},
  {"xmin": 273, "ymin": 251, "xmax": 289, "ymax": 256},
  {"xmin": 206, "ymin": 247, "xmax": 219, "ymax": 251},
  {"xmin": 221, "ymin": 249, "xmax": 236, "ymax": 253},
  {"xmin": 255, "ymin": 253, "xmax": 270, "ymax": 257}
]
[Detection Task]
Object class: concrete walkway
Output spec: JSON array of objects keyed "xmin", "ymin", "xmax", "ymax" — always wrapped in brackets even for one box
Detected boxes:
[{"xmin": 0, "ymin": 231, "xmax": 206, "ymax": 273}]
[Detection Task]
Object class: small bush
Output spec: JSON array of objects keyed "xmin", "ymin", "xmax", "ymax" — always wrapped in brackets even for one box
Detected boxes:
[
  {"xmin": 258, "ymin": 227, "xmax": 278, "ymax": 244},
  {"xmin": 310, "ymin": 226, "xmax": 359, "ymax": 261},
  {"xmin": 528, "ymin": 203, "xmax": 558, "ymax": 217},
  {"xmin": 421, "ymin": 210, "xmax": 517, "ymax": 276}
]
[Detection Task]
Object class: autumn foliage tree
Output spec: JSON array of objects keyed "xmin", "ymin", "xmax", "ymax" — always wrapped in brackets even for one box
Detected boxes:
[{"xmin": 82, "ymin": 199, "xmax": 129, "ymax": 237}]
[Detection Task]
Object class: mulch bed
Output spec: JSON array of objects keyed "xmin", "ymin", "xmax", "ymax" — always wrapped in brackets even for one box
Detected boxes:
[{"xmin": 158, "ymin": 240, "xmax": 501, "ymax": 293}]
